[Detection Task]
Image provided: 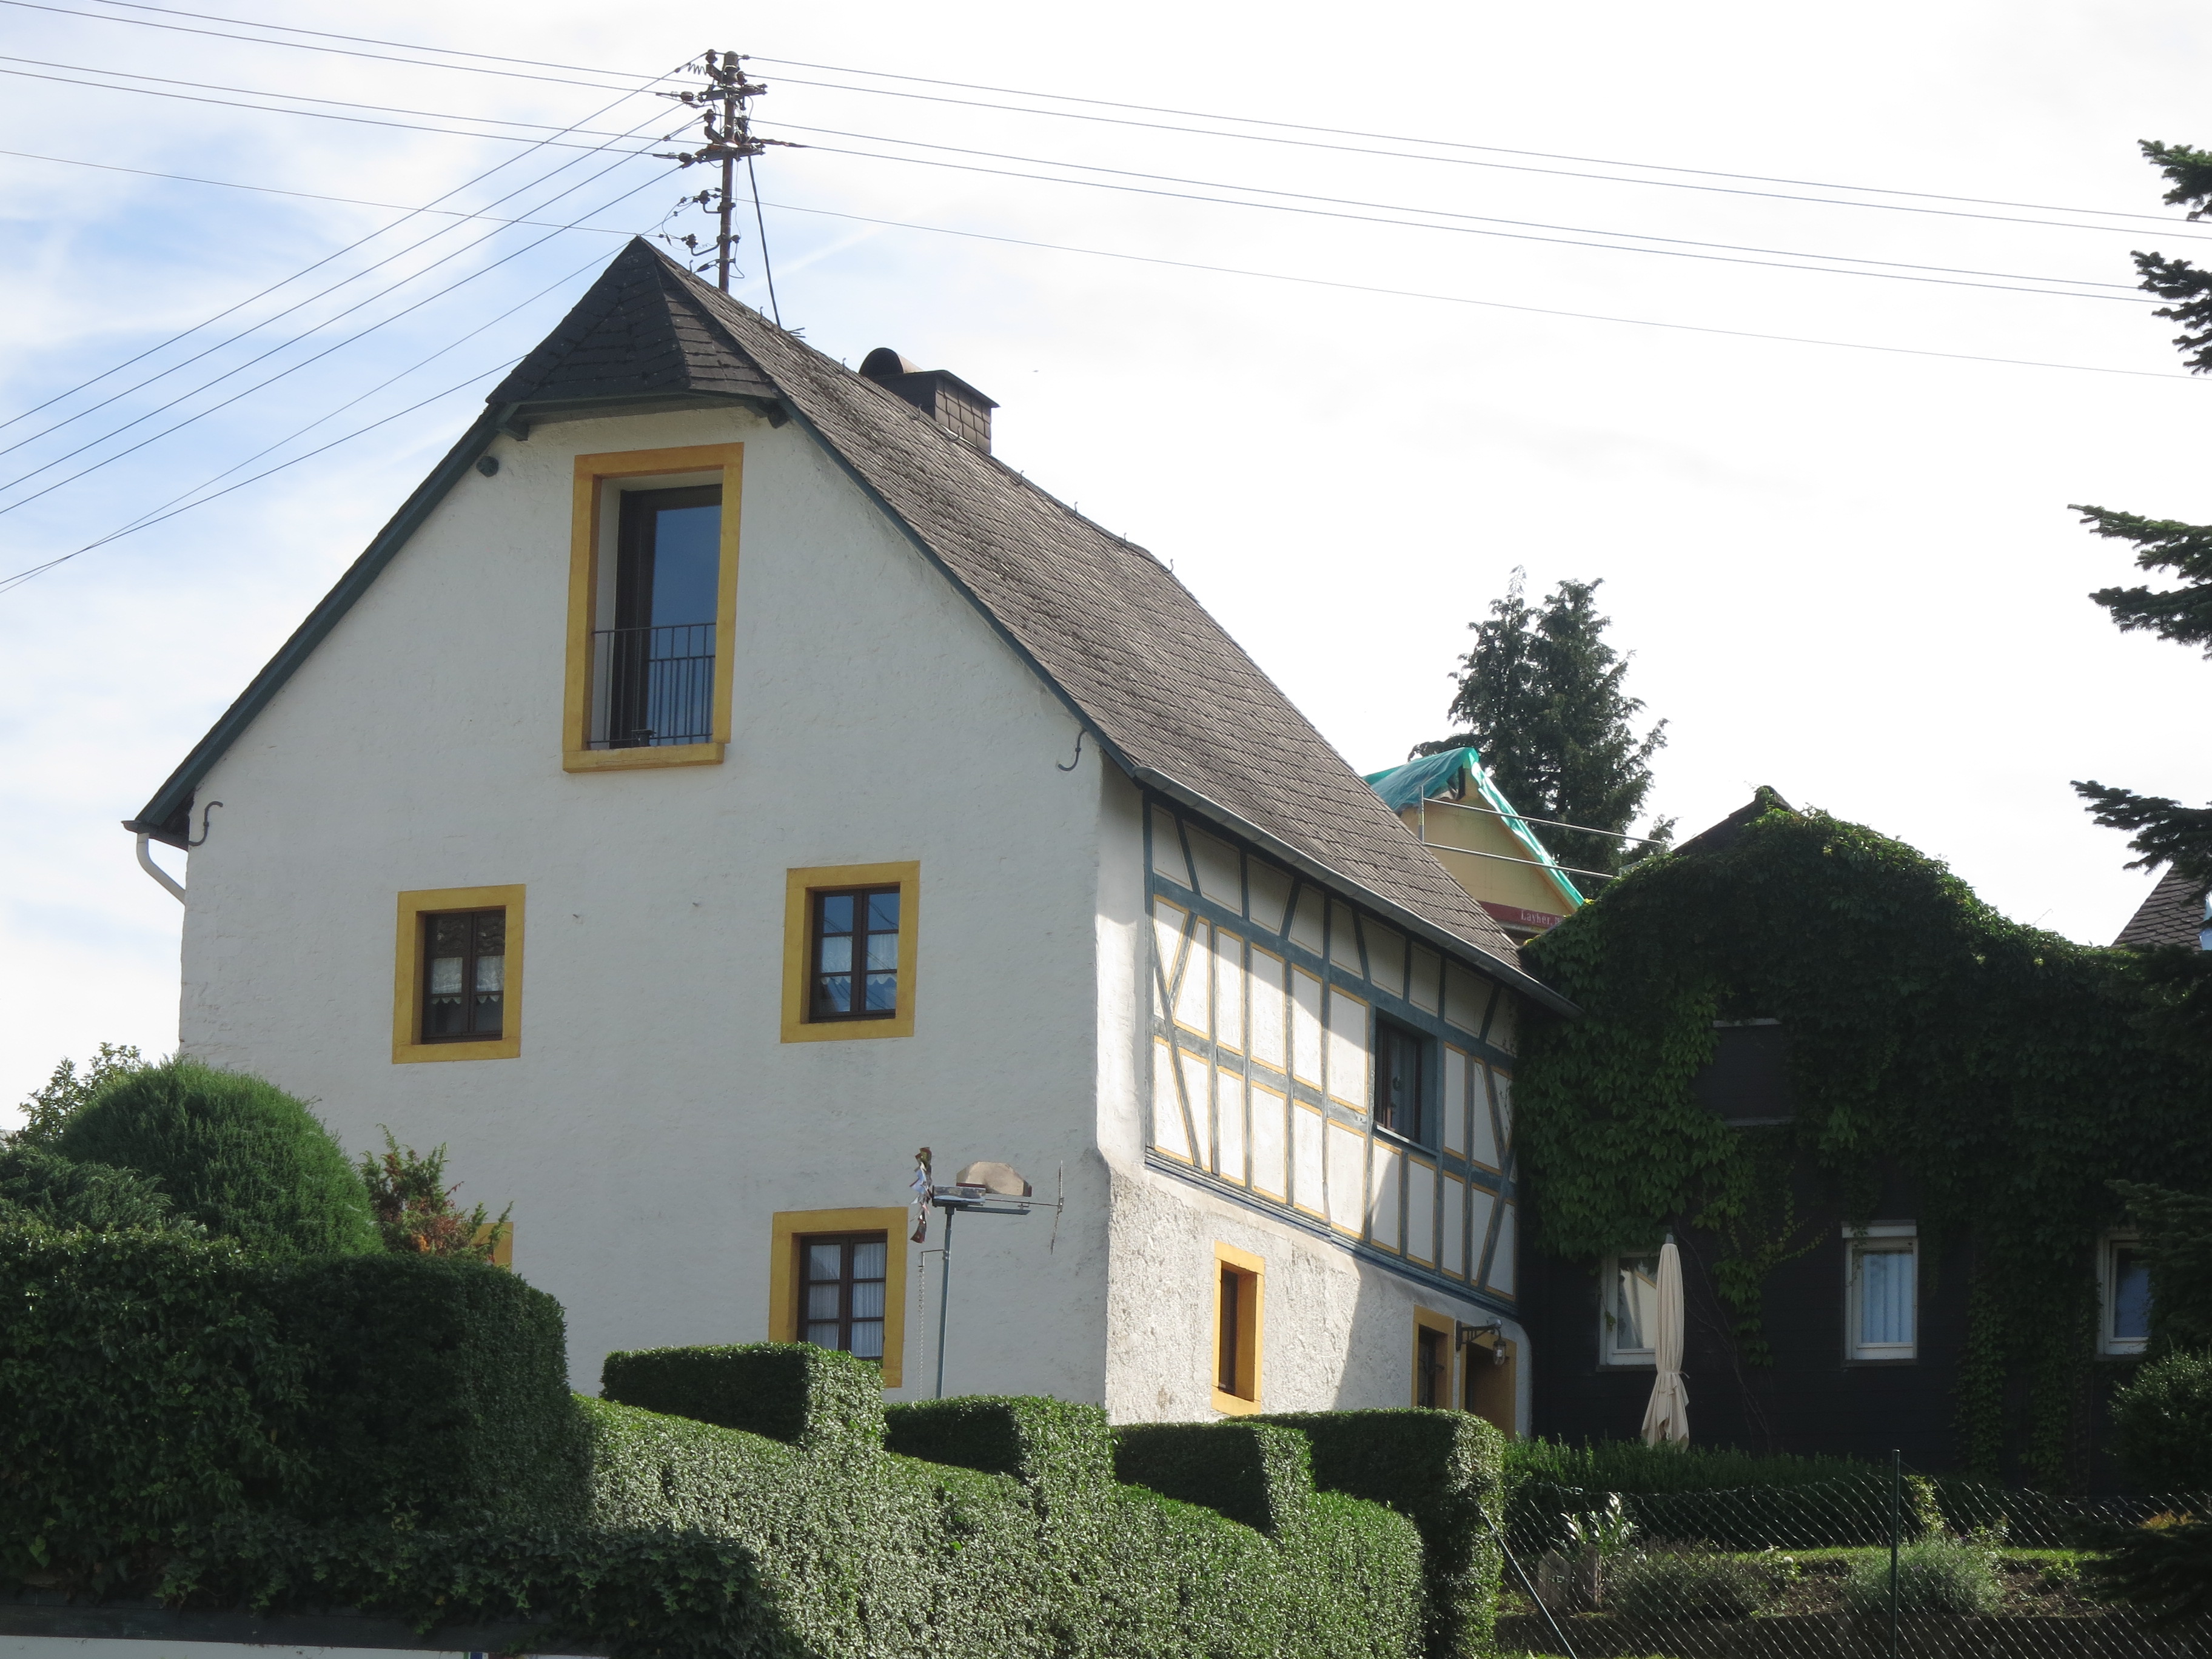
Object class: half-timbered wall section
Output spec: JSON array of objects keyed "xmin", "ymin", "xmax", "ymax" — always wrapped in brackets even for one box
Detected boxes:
[{"xmin": 1142, "ymin": 798, "xmax": 1521, "ymax": 1314}]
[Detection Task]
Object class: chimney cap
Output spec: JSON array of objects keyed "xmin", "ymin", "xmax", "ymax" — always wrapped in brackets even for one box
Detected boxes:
[{"xmin": 860, "ymin": 347, "xmax": 922, "ymax": 380}]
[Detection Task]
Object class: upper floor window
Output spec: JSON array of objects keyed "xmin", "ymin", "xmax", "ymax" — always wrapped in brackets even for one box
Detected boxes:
[
  {"xmin": 2103, "ymin": 1235, "xmax": 2151, "ymax": 1356},
  {"xmin": 1846, "ymin": 1225, "xmax": 1917, "ymax": 1361},
  {"xmin": 594, "ymin": 484, "xmax": 722, "ymax": 750},
  {"xmin": 423, "ymin": 908, "xmax": 506, "ymax": 1041},
  {"xmin": 799, "ymin": 1232, "xmax": 888, "ymax": 1359},
  {"xmin": 1601, "ymin": 1251, "xmax": 1660, "ymax": 1366},
  {"xmin": 1375, "ymin": 1016, "xmax": 1428, "ymax": 1143},
  {"xmin": 811, "ymin": 886, "xmax": 902, "ymax": 1021}
]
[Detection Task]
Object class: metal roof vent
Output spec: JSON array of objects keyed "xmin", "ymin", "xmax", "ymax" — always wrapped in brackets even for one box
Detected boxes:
[{"xmin": 860, "ymin": 346, "xmax": 998, "ymax": 454}]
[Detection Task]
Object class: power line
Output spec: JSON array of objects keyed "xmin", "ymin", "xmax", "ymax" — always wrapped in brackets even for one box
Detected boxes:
[
  {"xmin": 766, "ymin": 130, "xmax": 2151, "ymax": 305},
  {"xmin": 1, "ymin": 85, "xmax": 677, "ymax": 450},
  {"xmin": 0, "ymin": 150, "xmax": 672, "ymax": 518},
  {"xmin": 33, "ymin": 0, "xmax": 2209, "ymax": 234},
  {"xmin": 0, "ymin": 358, "xmax": 517, "ymax": 597},
  {"xmin": 750, "ymin": 196, "xmax": 2202, "ymax": 381}
]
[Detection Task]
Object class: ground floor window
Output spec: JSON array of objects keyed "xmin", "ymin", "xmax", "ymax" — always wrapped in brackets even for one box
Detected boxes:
[
  {"xmin": 1846, "ymin": 1225, "xmax": 1917, "ymax": 1361},
  {"xmin": 800, "ymin": 1232, "xmax": 888, "ymax": 1359},
  {"xmin": 1213, "ymin": 1243, "xmax": 1264, "ymax": 1413},
  {"xmin": 2103, "ymin": 1235, "xmax": 2151, "ymax": 1355}
]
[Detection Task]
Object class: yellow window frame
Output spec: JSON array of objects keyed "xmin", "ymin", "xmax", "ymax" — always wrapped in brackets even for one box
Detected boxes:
[
  {"xmin": 1412, "ymin": 1304, "xmax": 1456, "ymax": 1409},
  {"xmin": 563, "ymin": 443, "xmax": 745, "ymax": 773},
  {"xmin": 768, "ymin": 1206, "xmax": 909, "ymax": 1388},
  {"xmin": 781, "ymin": 862, "xmax": 921, "ymax": 1042},
  {"xmin": 392, "ymin": 884, "xmax": 525, "ymax": 1063},
  {"xmin": 1212, "ymin": 1241, "xmax": 1265, "ymax": 1415}
]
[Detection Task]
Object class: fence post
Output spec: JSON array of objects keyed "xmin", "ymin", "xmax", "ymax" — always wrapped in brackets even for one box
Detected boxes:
[{"xmin": 1888, "ymin": 1449, "xmax": 1902, "ymax": 1659}]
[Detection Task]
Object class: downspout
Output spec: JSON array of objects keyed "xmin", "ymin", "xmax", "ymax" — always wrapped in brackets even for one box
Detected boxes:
[{"xmin": 135, "ymin": 833, "xmax": 186, "ymax": 903}]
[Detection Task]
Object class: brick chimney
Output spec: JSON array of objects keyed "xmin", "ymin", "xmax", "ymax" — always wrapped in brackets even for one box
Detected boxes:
[{"xmin": 859, "ymin": 347, "xmax": 998, "ymax": 454}]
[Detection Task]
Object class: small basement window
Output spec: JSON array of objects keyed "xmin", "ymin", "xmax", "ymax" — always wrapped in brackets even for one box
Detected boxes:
[
  {"xmin": 423, "ymin": 909, "xmax": 507, "ymax": 1042},
  {"xmin": 2103, "ymin": 1235, "xmax": 2151, "ymax": 1356},
  {"xmin": 1846, "ymin": 1225, "xmax": 1917, "ymax": 1361},
  {"xmin": 1601, "ymin": 1252, "xmax": 1660, "ymax": 1367},
  {"xmin": 1213, "ymin": 1243, "xmax": 1264, "ymax": 1414},
  {"xmin": 810, "ymin": 886, "xmax": 903, "ymax": 1021},
  {"xmin": 799, "ymin": 1232, "xmax": 888, "ymax": 1360}
]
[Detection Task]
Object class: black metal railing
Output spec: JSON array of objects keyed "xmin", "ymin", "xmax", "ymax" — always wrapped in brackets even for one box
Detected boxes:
[{"xmin": 589, "ymin": 623, "xmax": 716, "ymax": 748}]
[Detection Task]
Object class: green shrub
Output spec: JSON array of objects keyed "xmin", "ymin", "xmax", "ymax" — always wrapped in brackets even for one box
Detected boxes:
[
  {"xmin": 55, "ymin": 1059, "xmax": 376, "ymax": 1258},
  {"xmin": 1504, "ymin": 1437, "xmax": 1877, "ymax": 1494},
  {"xmin": 1261, "ymin": 1408, "xmax": 1504, "ymax": 1659},
  {"xmin": 0, "ymin": 1144, "xmax": 190, "ymax": 1233},
  {"xmin": 0, "ymin": 1228, "xmax": 303, "ymax": 1583},
  {"xmin": 603, "ymin": 1342, "xmax": 885, "ymax": 1453},
  {"xmin": 358, "ymin": 1131, "xmax": 509, "ymax": 1259},
  {"xmin": 12, "ymin": 1042, "xmax": 149, "ymax": 1147},
  {"xmin": 1114, "ymin": 1420, "xmax": 1316, "ymax": 1533},
  {"xmin": 1840, "ymin": 1538, "xmax": 2002, "ymax": 1617},
  {"xmin": 2110, "ymin": 1350, "xmax": 2212, "ymax": 1492},
  {"xmin": 2082, "ymin": 1512, "xmax": 2212, "ymax": 1626},
  {"xmin": 266, "ymin": 1253, "xmax": 584, "ymax": 1527},
  {"xmin": 885, "ymin": 1394, "xmax": 1114, "ymax": 1498},
  {"xmin": 1608, "ymin": 1550, "xmax": 1780, "ymax": 1619}
]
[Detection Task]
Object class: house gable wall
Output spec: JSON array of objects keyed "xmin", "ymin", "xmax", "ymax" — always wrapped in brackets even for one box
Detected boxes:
[{"xmin": 178, "ymin": 403, "xmax": 1120, "ymax": 1398}]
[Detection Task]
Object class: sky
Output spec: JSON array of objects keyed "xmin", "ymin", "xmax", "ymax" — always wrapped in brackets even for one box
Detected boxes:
[{"xmin": 2, "ymin": 0, "xmax": 2208, "ymax": 1122}]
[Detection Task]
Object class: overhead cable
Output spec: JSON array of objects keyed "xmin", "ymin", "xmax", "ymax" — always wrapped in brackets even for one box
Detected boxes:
[
  {"xmin": 38, "ymin": 0, "xmax": 2211, "ymax": 232},
  {"xmin": 1, "ymin": 85, "xmax": 677, "ymax": 452},
  {"xmin": 750, "ymin": 196, "xmax": 2204, "ymax": 381}
]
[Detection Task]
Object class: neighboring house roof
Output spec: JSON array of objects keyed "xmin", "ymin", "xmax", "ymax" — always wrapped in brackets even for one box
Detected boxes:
[
  {"xmin": 2114, "ymin": 865, "xmax": 2210, "ymax": 950},
  {"xmin": 1671, "ymin": 786, "xmax": 1795, "ymax": 860},
  {"xmin": 130, "ymin": 238, "xmax": 1570, "ymax": 1013},
  {"xmin": 1362, "ymin": 748, "xmax": 1584, "ymax": 914}
]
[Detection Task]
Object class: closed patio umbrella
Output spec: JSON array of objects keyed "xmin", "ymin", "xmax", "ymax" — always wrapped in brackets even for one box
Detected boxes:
[{"xmin": 1640, "ymin": 1235, "xmax": 1689, "ymax": 1446}]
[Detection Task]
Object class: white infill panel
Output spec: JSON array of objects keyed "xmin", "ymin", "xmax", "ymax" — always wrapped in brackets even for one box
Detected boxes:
[
  {"xmin": 1151, "ymin": 1039, "xmax": 1191, "ymax": 1162},
  {"xmin": 1326, "ymin": 987, "xmax": 1370, "ymax": 1110},
  {"xmin": 1287, "ymin": 885, "xmax": 1326, "ymax": 956},
  {"xmin": 1150, "ymin": 806, "xmax": 1191, "ymax": 886},
  {"xmin": 1493, "ymin": 1071, "xmax": 1514, "ymax": 1153},
  {"xmin": 1363, "ymin": 920, "xmax": 1407, "ymax": 999},
  {"xmin": 1152, "ymin": 898, "xmax": 1190, "ymax": 1007},
  {"xmin": 1214, "ymin": 930, "xmax": 1245, "ymax": 1053},
  {"xmin": 1487, "ymin": 1201, "xmax": 1517, "ymax": 1296},
  {"xmin": 1325, "ymin": 1120, "xmax": 1365, "ymax": 1235},
  {"xmin": 1330, "ymin": 901, "xmax": 1364, "ymax": 975},
  {"xmin": 1215, "ymin": 1070, "xmax": 1247, "ymax": 1185},
  {"xmin": 1443, "ymin": 1174, "xmax": 1467, "ymax": 1277},
  {"xmin": 1247, "ymin": 860, "xmax": 1292, "ymax": 934},
  {"xmin": 1368, "ymin": 1138, "xmax": 1402, "ymax": 1252},
  {"xmin": 1290, "ymin": 969, "xmax": 1324, "ymax": 1087},
  {"xmin": 1292, "ymin": 1104, "xmax": 1326, "ymax": 1215},
  {"xmin": 1442, "ymin": 1046, "xmax": 1469, "ymax": 1158},
  {"xmin": 1444, "ymin": 962, "xmax": 1489, "ymax": 1036},
  {"xmin": 1181, "ymin": 1049, "xmax": 1214, "ymax": 1171},
  {"xmin": 1469, "ymin": 1187, "xmax": 1498, "ymax": 1279},
  {"xmin": 1471, "ymin": 1067, "xmax": 1501, "ymax": 1169},
  {"xmin": 1406, "ymin": 1158, "xmax": 1437, "ymax": 1265},
  {"xmin": 1173, "ymin": 919, "xmax": 1213, "ymax": 1036},
  {"xmin": 1187, "ymin": 825, "xmax": 1241, "ymax": 909},
  {"xmin": 1250, "ymin": 1082, "xmax": 1289, "ymax": 1199},
  {"xmin": 1409, "ymin": 943, "xmax": 1441, "ymax": 1014},
  {"xmin": 1249, "ymin": 947, "xmax": 1288, "ymax": 1071},
  {"xmin": 1489, "ymin": 996, "xmax": 1518, "ymax": 1055}
]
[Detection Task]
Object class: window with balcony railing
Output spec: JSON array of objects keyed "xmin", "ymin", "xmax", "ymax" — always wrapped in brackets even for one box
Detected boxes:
[{"xmin": 590, "ymin": 484, "xmax": 720, "ymax": 748}]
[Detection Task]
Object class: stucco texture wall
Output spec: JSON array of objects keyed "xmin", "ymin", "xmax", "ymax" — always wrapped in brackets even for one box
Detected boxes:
[{"xmin": 175, "ymin": 405, "xmax": 1118, "ymax": 1399}]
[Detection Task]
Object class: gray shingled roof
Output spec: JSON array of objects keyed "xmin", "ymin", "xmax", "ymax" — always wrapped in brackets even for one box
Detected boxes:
[
  {"xmin": 2115, "ymin": 866, "xmax": 2208, "ymax": 950},
  {"xmin": 132, "ymin": 239, "xmax": 1553, "ymax": 1003}
]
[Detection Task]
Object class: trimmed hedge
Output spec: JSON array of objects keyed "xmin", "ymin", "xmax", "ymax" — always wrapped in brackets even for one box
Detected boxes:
[
  {"xmin": 1260, "ymin": 1409, "xmax": 1505, "ymax": 1659},
  {"xmin": 0, "ymin": 1144, "xmax": 189, "ymax": 1233},
  {"xmin": 55, "ymin": 1059, "xmax": 377, "ymax": 1258},
  {"xmin": 602, "ymin": 1341, "xmax": 883, "ymax": 1453},
  {"xmin": 0, "ymin": 1230, "xmax": 578, "ymax": 1581}
]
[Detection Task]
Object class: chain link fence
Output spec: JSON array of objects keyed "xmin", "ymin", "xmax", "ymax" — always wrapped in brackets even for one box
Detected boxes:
[{"xmin": 1494, "ymin": 1461, "xmax": 2204, "ymax": 1658}]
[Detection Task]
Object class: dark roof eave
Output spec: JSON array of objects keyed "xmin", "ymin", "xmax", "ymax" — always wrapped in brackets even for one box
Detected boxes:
[
  {"xmin": 127, "ymin": 406, "xmax": 509, "ymax": 846},
  {"xmin": 1130, "ymin": 765, "xmax": 1580, "ymax": 1019}
]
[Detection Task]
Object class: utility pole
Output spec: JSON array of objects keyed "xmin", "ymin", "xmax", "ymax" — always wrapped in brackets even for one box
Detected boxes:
[{"xmin": 657, "ymin": 50, "xmax": 774, "ymax": 294}]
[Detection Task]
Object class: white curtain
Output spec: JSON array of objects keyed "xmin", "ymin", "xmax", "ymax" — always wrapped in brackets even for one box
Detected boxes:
[{"xmin": 1641, "ymin": 1238, "xmax": 1689, "ymax": 1446}]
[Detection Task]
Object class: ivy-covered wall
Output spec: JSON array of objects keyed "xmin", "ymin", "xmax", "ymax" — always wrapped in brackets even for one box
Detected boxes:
[{"xmin": 1512, "ymin": 791, "xmax": 2207, "ymax": 1485}]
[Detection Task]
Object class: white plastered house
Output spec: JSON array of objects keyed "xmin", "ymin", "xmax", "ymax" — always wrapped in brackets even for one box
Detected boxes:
[{"xmin": 126, "ymin": 240, "xmax": 1571, "ymax": 1429}]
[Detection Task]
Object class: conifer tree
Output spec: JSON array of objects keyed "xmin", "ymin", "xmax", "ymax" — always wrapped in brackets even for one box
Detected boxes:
[
  {"xmin": 1416, "ymin": 569, "xmax": 1672, "ymax": 876},
  {"xmin": 2071, "ymin": 141, "xmax": 2212, "ymax": 897}
]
